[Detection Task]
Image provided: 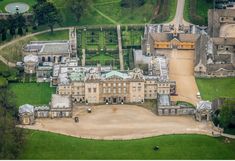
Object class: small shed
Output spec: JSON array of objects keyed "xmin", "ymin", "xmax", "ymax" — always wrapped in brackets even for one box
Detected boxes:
[
  {"xmin": 19, "ymin": 104, "xmax": 35, "ymax": 125},
  {"xmin": 195, "ymin": 101, "xmax": 212, "ymax": 121}
]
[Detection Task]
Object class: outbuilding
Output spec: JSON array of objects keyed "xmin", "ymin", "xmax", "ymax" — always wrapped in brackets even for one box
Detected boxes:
[{"xmin": 19, "ymin": 104, "xmax": 35, "ymax": 125}]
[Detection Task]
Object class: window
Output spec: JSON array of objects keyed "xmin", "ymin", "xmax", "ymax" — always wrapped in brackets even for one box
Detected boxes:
[
  {"xmin": 118, "ymin": 88, "xmax": 121, "ymax": 94},
  {"xmin": 123, "ymin": 83, "xmax": 126, "ymax": 86},
  {"xmin": 113, "ymin": 83, "xmax": 116, "ymax": 87},
  {"xmin": 123, "ymin": 88, "xmax": 126, "ymax": 94},
  {"xmin": 133, "ymin": 87, "xmax": 136, "ymax": 92},
  {"xmin": 88, "ymin": 88, "xmax": 91, "ymax": 93},
  {"xmin": 138, "ymin": 87, "xmax": 141, "ymax": 91},
  {"xmin": 108, "ymin": 88, "xmax": 111, "ymax": 93},
  {"xmin": 103, "ymin": 88, "xmax": 106, "ymax": 93},
  {"xmin": 138, "ymin": 83, "xmax": 141, "ymax": 85},
  {"xmin": 93, "ymin": 88, "xmax": 96, "ymax": 93},
  {"xmin": 103, "ymin": 83, "xmax": 106, "ymax": 87},
  {"xmin": 108, "ymin": 83, "xmax": 111, "ymax": 87},
  {"xmin": 118, "ymin": 83, "xmax": 121, "ymax": 87},
  {"xmin": 113, "ymin": 88, "xmax": 116, "ymax": 94}
]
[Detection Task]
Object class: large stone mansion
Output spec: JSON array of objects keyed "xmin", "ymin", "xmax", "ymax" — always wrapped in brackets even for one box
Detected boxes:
[{"xmin": 54, "ymin": 57, "xmax": 176, "ymax": 104}]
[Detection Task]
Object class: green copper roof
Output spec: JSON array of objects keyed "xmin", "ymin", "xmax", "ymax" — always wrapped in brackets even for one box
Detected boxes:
[
  {"xmin": 70, "ymin": 72, "xmax": 85, "ymax": 81},
  {"xmin": 104, "ymin": 71, "xmax": 129, "ymax": 79}
]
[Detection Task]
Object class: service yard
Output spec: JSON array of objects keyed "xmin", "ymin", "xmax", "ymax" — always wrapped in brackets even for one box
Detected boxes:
[
  {"xmin": 156, "ymin": 49, "xmax": 200, "ymax": 105},
  {"xmin": 21, "ymin": 105, "xmax": 212, "ymax": 140},
  {"xmin": 220, "ymin": 24, "xmax": 235, "ymax": 37}
]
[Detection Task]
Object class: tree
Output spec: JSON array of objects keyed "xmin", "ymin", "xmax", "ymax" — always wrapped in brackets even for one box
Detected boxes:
[
  {"xmin": 120, "ymin": 0, "xmax": 146, "ymax": 8},
  {"xmin": 0, "ymin": 77, "xmax": 8, "ymax": 88},
  {"xmin": 219, "ymin": 100, "xmax": 235, "ymax": 128},
  {"xmin": 7, "ymin": 15, "xmax": 17, "ymax": 37},
  {"xmin": 0, "ymin": 19, "xmax": 8, "ymax": 41},
  {"xmin": 33, "ymin": 0, "xmax": 60, "ymax": 32},
  {"xmin": 15, "ymin": 14, "xmax": 26, "ymax": 36},
  {"xmin": 45, "ymin": 7, "xmax": 60, "ymax": 33},
  {"xmin": 66, "ymin": 0, "xmax": 91, "ymax": 22},
  {"xmin": 0, "ymin": 88, "xmax": 25, "ymax": 159}
]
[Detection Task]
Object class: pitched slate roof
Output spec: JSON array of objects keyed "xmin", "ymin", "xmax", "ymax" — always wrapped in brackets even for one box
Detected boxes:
[{"xmin": 197, "ymin": 101, "xmax": 212, "ymax": 111}]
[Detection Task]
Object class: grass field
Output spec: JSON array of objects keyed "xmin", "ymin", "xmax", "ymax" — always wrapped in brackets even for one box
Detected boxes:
[
  {"xmin": 9, "ymin": 83, "xmax": 55, "ymax": 107},
  {"xmin": 34, "ymin": 30, "xmax": 69, "ymax": 40},
  {"xmin": 184, "ymin": 0, "xmax": 213, "ymax": 25},
  {"xmin": 50, "ymin": 0, "xmax": 159, "ymax": 26},
  {"xmin": 122, "ymin": 29, "xmax": 143, "ymax": 47},
  {"xmin": 196, "ymin": 78, "xmax": 235, "ymax": 101},
  {"xmin": 19, "ymin": 130, "xmax": 235, "ymax": 160},
  {"xmin": 0, "ymin": 30, "xmax": 69, "ymax": 63},
  {"xmin": 0, "ymin": 0, "xmax": 36, "ymax": 12}
]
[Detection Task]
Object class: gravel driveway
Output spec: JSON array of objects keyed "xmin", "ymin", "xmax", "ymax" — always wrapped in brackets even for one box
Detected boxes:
[{"xmin": 21, "ymin": 105, "xmax": 213, "ymax": 140}]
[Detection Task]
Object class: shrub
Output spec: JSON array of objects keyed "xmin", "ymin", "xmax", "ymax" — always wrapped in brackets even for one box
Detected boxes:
[
  {"xmin": 120, "ymin": 0, "xmax": 146, "ymax": 8},
  {"xmin": 0, "ymin": 76, "xmax": 8, "ymax": 87}
]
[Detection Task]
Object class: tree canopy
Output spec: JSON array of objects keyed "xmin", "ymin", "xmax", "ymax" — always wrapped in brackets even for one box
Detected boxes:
[{"xmin": 66, "ymin": 0, "xmax": 91, "ymax": 22}]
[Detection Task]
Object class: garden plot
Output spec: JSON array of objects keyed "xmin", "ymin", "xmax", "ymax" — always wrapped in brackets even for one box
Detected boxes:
[{"xmin": 77, "ymin": 29, "xmax": 119, "ymax": 67}]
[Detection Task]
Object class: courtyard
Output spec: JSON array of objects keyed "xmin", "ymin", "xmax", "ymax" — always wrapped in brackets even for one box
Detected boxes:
[
  {"xmin": 21, "ymin": 105, "xmax": 213, "ymax": 140},
  {"xmin": 156, "ymin": 49, "xmax": 200, "ymax": 105},
  {"xmin": 220, "ymin": 24, "xmax": 235, "ymax": 37}
]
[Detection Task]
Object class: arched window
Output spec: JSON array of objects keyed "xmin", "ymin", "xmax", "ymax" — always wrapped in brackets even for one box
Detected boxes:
[
  {"xmin": 42, "ymin": 57, "xmax": 45, "ymax": 62},
  {"xmin": 48, "ymin": 57, "xmax": 51, "ymax": 62}
]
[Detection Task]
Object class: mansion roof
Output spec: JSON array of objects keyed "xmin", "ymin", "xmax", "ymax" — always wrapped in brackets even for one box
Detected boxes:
[
  {"xmin": 23, "ymin": 54, "xmax": 39, "ymax": 63},
  {"xmin": 51, "ymin": 94, "xmax": 71, "ymax": 109},
  {"xmin": 196, "ymin": 101, "xmax": 212, "ymax": 111},
  {"xmin": 19, "ymin": 104, "xmax": 34, "ymax": 114},
  {"xmin": 23, "ymin": 41, "xmax": 71, "ymax": 55}
]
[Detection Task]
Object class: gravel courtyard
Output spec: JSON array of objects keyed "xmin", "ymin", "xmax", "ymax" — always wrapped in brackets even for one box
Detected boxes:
[
  {"xmin": 220, "ymin": 24, "xmax": 235, "ymax": 37},
  {"xmin": 156, "ymin": 49, "xmax": 200, "ymax": 105},
  {"xmin": 21, "ymin": 105, "xmax": 213, "ymax": 140}
]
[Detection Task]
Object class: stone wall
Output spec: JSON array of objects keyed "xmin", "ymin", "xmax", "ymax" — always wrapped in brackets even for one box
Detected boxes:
[{"xmin": 157, "ymin": 106, "xmax": 195, "ymax": 116}]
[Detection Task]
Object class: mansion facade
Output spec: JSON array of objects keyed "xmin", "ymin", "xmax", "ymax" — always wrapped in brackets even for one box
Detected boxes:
[{"xmin": 57, "ymin": 67, "xmax": 176, "ymax": 104}]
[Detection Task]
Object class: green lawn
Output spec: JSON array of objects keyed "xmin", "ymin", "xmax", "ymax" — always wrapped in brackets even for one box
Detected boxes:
[
  {"xmin": 196, "ymin": 78, "xmax": 235, "ymax": 101},
  {"xmin": 19, "ymin": 131, "xmax": 235, "ymax": 159},
  {"xmin": 165, "ymin": 0, "xmax": 177, "ymax": 23},
  {"xmin": 34, "ymin": 30, "xmax": 69, "ymax": 40},
  {"xmin": 122, "ymin": 29, "xmax": 143, "ymax": 47},
  {"xmin": 184, "ymin": 0, "xmax": 213, "ymax": 25},
  {"xmin": 0, "ymin": 0, "xmax": 36, "ymax": 12},
  {"xmin": 0, "ymin": 61, "xmax": 11, "ymax": 73},
  {"xmin": 9, "ymin": 83, "xmax": 55, "ymax": 107},
  {"xmin": 90, "ymin": 53, "xmax": 116, "ymax": 62},
  {"xmin": 50, "ymin": 0, "xmax": 159, "ymax": 26}
]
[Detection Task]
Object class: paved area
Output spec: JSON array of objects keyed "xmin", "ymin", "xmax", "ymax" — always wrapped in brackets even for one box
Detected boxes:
[
  {"xmin": 220, "ymin": 24, "xmax": 235, "ymax": 37},
  {"xmin": 21, "ymin": 105, "xmax": 213, "ymax": 140},
  {"xmin": 157, "ymin": 49, "xmax": 200, "ymax": 105},
  {"xmin": 167, "ymin": 0, "xmax": 191, "ymax": 30},
  {"xmin": 117, "ymin": 25, "xmax": 124, "ymax": 70}
]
